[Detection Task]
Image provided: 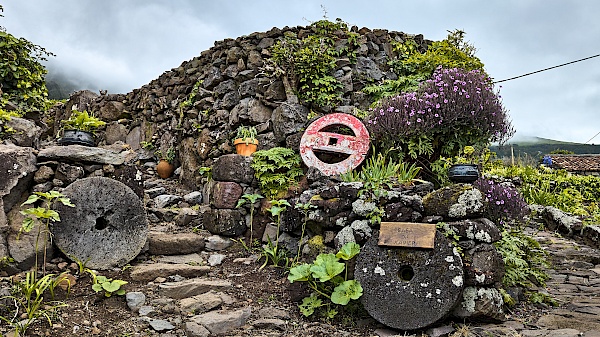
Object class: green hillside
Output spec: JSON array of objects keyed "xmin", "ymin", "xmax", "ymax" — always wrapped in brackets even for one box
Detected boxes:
[{"xmin": 490, "ymin": 137, "xmax": 600, "ymax": 158}]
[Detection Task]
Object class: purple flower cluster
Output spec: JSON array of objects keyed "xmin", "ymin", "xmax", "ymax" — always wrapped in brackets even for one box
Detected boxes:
[
  {"xmin": 367, "ymin": 67, "xmax": 514, "ymax": 156},
  {"xmin": 473, "ymin": 178, "xmax": 530, "ymax": 227}
]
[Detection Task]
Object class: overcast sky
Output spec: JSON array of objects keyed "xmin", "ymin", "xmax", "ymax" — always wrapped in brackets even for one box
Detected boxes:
[{"xmin": 3, "ymin": 1, "xmax": 600, "ymax": 143}]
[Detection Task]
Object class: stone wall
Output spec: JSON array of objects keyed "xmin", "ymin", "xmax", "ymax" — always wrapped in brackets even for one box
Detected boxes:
[{"xmin": 49, "ymin": 25, "xmax": 430, "ymax": 190}]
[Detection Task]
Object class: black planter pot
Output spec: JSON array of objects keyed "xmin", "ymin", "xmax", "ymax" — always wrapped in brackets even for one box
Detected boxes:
[
  {"xmin": 59, "ymin": 129, "xmax": 95, "ymax": 147},
  {"xmin": 448, "ymin": 164, "xmax": 480, "ymax": 183}
]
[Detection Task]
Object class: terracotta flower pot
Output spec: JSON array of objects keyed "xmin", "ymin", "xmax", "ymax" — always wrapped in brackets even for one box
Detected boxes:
[
  {"xmin": 234, "ymin": 138, "xmax": 259, "ymax": 156},
  {"xmin": 156, "ymin": 160, "xmax": 175, "ymax": 179}
]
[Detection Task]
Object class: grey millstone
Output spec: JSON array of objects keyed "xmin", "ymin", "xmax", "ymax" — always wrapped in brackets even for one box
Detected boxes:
[
  {"xmin": 355, "ymin": 230, "xmax": 464, "ymax": 330},
  {"xmin": 52, "ymin": 177, "xmax": 148, "ymax": 269}
]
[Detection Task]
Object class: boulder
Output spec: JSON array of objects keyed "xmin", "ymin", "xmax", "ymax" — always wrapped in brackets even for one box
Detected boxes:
[
  {"xmin": 272, "ymin": 103, "xmax": 308, "ymax": 143},
  {"xmin": 211, "ymin": 154, "xmax": 254, "ymax": 184},
  {"xmin": 203, "ymin": 208, "xmax": 245, "ymax": 237},
  {"xmin": 0, "ymin": 145, "xmax": 37, "ymax": 213},
  {"xmin": 423, "ymin": 184, "xmax": 484, "ymax": 220}
]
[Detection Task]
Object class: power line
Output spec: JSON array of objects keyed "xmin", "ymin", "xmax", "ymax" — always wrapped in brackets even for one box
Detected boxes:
[
  {"xmin": 493, "ymin": 53, "xmax": 600, "ymax": 83},
  {"xmin": 585, "ymin": 130, "xmax": 600, "ymax": 144}
]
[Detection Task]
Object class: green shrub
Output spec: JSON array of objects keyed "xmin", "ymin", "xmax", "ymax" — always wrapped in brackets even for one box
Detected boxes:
[{"xmin": 251, "ymin": 147, "xmax": 303, "ymax": 199}]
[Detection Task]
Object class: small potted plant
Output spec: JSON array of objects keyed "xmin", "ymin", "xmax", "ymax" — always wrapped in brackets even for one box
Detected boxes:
[
  {"xmin": 155, "ymin": 146, "xmax": 176, "ymax": 179},
  {"xmin": 59, "ymin": 110, "xmax": 106, "ymax": 146},
  {"xmin": 233, "ymin": 125, "xmax": 258, "ymax": 156},
  {"xmin": 448, "ymin": 145, "xmax": 480, "ymax": 183}
]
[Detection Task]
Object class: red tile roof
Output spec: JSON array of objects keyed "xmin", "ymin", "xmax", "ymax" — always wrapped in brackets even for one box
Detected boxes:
[{"xmin": 549, "ymin": 154, "xmax": 600, "ymax": 172}]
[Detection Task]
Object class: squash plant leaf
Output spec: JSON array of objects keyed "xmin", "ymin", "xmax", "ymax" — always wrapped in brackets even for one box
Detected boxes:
[
  {"xmin": 288, "ymin": 264, "xmax": 312, "ymax": 283},
  {"xmin": 310, "ymin": 253, "xmax": 344, "ymax": 282},
  {"xmin": 335, "ymin": 242, "xmax": 360, "ymax": 261},
  {"xmin": 298, "ymin": 294, "xmax": 322, "ymax": 317},
  {"xmin": 331, "ymin": 280, "xmax": 363, "ymax": 305}
]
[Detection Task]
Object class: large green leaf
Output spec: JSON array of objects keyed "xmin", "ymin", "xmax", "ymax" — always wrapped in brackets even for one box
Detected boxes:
[
  {"xmin": 335, "ymin": 242, "xmax": 360, "ymax": 261},
  {"xmin": 331, "ymin": 280, "xmax": 363, "ymax": 305},
  {"xmin": 288, "ymin": 264, "xmax": 312, "ymax": 283},
  {"xmin": 310, "ymin": 253, "xmax": 344, "ymax": 282}
]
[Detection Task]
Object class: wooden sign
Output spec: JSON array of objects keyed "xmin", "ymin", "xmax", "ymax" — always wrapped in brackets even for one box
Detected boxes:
[{"xmin": 378, "ymin": 222, "xmax": 436, "ymax": 248}]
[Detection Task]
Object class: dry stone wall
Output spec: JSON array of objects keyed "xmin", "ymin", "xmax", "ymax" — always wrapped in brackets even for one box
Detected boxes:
[{"xmin": 56, "ymin": 25, "xmax": 430, "ymax": 190}]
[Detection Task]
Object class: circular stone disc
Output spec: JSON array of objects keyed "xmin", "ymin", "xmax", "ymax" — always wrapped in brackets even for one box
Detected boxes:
[
  {"xmin": 52, "ymin": 177, "xmax": 148, "ymax": 269},
  {"xmin": 355, "ymin": 231, "xmax": 464, "ymax": 330}
]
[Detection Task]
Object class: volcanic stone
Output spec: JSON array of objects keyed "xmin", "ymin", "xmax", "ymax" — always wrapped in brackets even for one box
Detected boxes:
[
  {"xmin": 210, "ymin": 181, "xmax": 243, "ymax": 209},
  {"xmin": 355, "ymin": 230, "xmax": 464, "ymax": 330},
  {"xmin": 52, "ymin": 177, "xmax": 148, "ymax": 269}
]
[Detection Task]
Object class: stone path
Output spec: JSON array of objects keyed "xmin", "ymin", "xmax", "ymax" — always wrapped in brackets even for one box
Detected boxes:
[{"xmin": 121, "ymin": 219, "xmax": 600, "ymax": 337}]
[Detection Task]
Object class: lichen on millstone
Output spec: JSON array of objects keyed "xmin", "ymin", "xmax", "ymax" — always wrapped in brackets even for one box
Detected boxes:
[{"xmin": 423, "ymin": 184, "xmax": 484, "ymax": 220}]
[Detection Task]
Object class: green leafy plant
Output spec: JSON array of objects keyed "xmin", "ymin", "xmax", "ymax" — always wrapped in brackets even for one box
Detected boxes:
[
  {"xmin": 236, "ymin": 193, "xmax": 264, "ymax": 249},
  {"xmin": 61, "ymin": 110, "xmax": 106, "ymax": 133},
  {"xmin": 0, "ymin": 16, "xmax": 54, "ymax": 111},
  {"xmin": 155, "ymin": 146, "xmax": 176, "ymax": 164},
  {"xmin": 268, "ymin": 19, "xmax": 359, "ymax": 107},
  {"xmin": 198, "ymin": 166, "xmax": 213, "ymax": 182},
  {"xmin": 234, "ymin": 125, "xmax": 258, "ymax": 145},
  {"xmin": 293, "ymin": 201, "xmax": 318, "ymax": 264},
  {"xmin": 0, "ymin": 270, "xmax": 68, "ymax": 335},
  {"xmin": 251, "ymin": 147, "xmax": 304, "ymax": 199},
  {"xmin": 88, "ymin": 270, "xmax": 128, "ymax": 297},
  {"xmin": 260, "ymin": 199, "xmax": 291, "ymax": 269},
  {"xmin": 0, "ymin": 108, "xmax": 19, "ymax": 139},
  {"xmin": 288, "ymin": 242, "xmax": 363, "ymax": 318},
  {"xmin": 494, "ymin": 228, "xmax": 549, "ymax": 290},
  {"xmin": 20, "ymin": 191, "xmax": 74, "ymax": 274},
  {"xmin": 140, "ymin": 141, "xmax": 155, "ymax": 150}
]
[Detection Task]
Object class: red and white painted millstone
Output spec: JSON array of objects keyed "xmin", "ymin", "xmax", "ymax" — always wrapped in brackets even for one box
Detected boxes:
[{"xmin": 299, "ymin": 113, "xmax": 370, "ymax": 176}]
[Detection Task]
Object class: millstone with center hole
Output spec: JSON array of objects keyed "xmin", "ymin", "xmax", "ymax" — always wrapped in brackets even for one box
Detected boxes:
[
  {"xmin": 355, "ymin": 231, "xmax": 464, "ymax": 330},
  {"xmin": 52, "ymin": 177, "xmax": 148, "ymax": 269}
]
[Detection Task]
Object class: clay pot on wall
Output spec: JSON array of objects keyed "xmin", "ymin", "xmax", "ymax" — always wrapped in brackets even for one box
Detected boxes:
[
  {"xmin": 233, "ymin": 138, "xmax": 259, "ymax": 156},
  {"xmin": 156, "ymin": 160, "xmax": 175, "ymax": 179}
]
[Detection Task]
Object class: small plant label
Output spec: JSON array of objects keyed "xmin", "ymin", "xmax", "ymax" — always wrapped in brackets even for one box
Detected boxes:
[{"xmin": 378, "ymin": 222, "xmax": 436, "ymax": 248}]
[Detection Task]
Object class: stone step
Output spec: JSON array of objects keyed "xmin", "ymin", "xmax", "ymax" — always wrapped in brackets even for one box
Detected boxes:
[{"xmin": 130, "ymin": 263, "xmax": 210, "ymax": 282}]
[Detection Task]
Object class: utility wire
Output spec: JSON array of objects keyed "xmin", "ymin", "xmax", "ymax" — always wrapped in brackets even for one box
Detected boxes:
[
  {"xmin": 493, "ymin": 53, "xmax": 600, "ymax": 83},
  {"xmin": 585, "ymin": 130, "xmax": 600, "ymax": 144}
]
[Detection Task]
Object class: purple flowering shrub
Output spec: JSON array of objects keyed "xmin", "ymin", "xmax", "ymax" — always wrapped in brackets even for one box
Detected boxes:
[
  {"xmin": 473, "ymin": 178, "xmax": 530, "ymax": 227},
  {"xmin": 366, "ymin": 67, "xmax": 514, "ymax": 178}
]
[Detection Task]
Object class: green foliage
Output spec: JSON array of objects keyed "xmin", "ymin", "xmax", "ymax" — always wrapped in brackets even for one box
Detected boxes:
[
  {"xmin": 494, "ymin": 228, "xmax": 549, "ymax": 288},
  {"xmin": 0, "ymin": 270, "xmax": 68, "ymax": 335},
  {"xmin": 88, "ymin": 270, "xmax": 127, "ymax": 297},
  {"xmin": 363, "ymin": 30, "xmax": 485, "ymax": 100},
  {"xmin": 179, "ymin": 79, "xmax": 203, "ymax": 109},
  {"xmin": 234, "ymin": 125, "xmax": 258, "ymax": 144},
  {"xmin": 487, "ymin": 165, "xmax": 600, "ymax": 224},
  {"xmin": 294, "ymin": 201, "xmax": 318, "ymax": 264},
  {"xmin": 155, "ymin": 146, "xmax": 176, "ymax": 164},
  {"xmin": 288, "ymin": 242, "xmax": 362, "ymax": 318},
  {"xmin": 19, "ymin": 191, "xmax": 74, "ymax": 274},
  {"xmin": 236, "ymin": 193, "xmax": 264, "ymax": 249},
  {"xmin": 0, "ymin": 23, "xmax": 54, "ymax": 111},
  {"xmin": 251, "ymin": 147, "xmax": 304, "ymax": 199},
  {"xmin": 0, "ymin": 108, "xmax": 19, "ymax": 139},
  {"xmin": 61, "ymin": 110, "xmax": 106, "ymax": 133},
  {"xmin": 341, "ymin": 151, "xmax": 421, "ymax": 224},
  {"xmin": 269, "ymin": 19, "xmax": 359, "ymax": 107},
  {"xmin": 260, "ymin": 199, "xmax": 292, "ymax": 269}
]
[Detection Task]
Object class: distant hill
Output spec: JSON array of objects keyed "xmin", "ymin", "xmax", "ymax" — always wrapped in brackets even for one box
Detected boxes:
[{"xmin": 490, "ymin": 137, "xmax": 600, "ymax": 158}]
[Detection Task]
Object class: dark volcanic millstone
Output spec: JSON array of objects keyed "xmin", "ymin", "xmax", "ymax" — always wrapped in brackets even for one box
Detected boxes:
[
  {"xmin": 52, "ymin": 177, "xmax": 148, "ymax": 270},
  {"xmin": 355, "ymin": 230, "xmax": 464, "ymax": 330}
]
